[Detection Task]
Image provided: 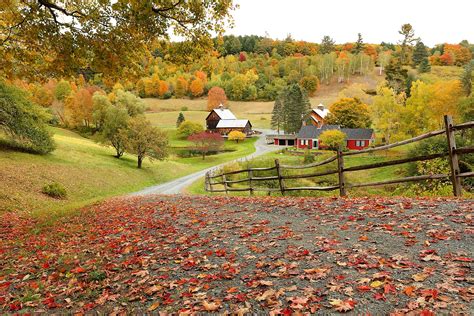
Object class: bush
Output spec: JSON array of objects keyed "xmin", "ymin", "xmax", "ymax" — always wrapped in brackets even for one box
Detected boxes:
[
  {"xmin": 177, "ymin": 121, "xmax": 204, "ymax": 139},
  {"xmin": 319, "ymin": 130, "xmax": 347, "ymax": 151},
  {"xmin": 303, "ymin": 150, "xmax": 315, "ymax": 163},
  {"xmin": 42, "ymin": 182, "xmax": 67, "ymax": 199},
  {"xmin": 181, "ymin": 106, "xmax": 188, "ymax": 111},
  {"xmin": 0, "ymin": 81, "xmax": 55, "ymax": 154}
]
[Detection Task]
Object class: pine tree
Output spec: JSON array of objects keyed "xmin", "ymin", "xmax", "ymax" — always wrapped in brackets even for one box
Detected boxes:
[
  {"xmin": 418, "ymin": 57, "xmax": 431, "ymax": 73},
  {"xmin": 385, "ymin": 58, "xmax": 409, "ymax": 95},
  {"xmin": 319, "ymin": 36, "xmax": 335, "ymax": 54},
  {"xmin": 412, "ymin": 41, "xmax": 428, "ymax": 67},
  {"xmin": 280, "ymin": 84, "xmax": 311, "ymax": 134},
  {"xmin": 271, "ymin": 97, "xmax": 284, "ymax": 134},
  {"xmin": 460, "ymin": 62, "xmax": 473, "ymax": 96},
  {"xmin": 176, "ymin": 112, "xmax": 185, "ymax": 127},
  {"xmin": 352, "ymin": 33, "xmax": 365, "ymax": 54}
]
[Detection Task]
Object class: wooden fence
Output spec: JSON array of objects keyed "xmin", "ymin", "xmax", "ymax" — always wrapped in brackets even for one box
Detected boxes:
[{"xmin": 205, "ymin": 116, "xmax": 474, "ymax": 197}]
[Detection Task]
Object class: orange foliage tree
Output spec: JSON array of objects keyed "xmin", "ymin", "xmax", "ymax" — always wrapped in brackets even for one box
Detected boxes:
[
  {"xmin": 158, "ymin": 80, "xmax": 169, "ymax": 97},
  {"xmin": 190, "ymin": 78, "xmax": 204, "ymax": 97},
  {"xmin": 207, "ymin": 86, "xmax": 227, "ymax": 110}
]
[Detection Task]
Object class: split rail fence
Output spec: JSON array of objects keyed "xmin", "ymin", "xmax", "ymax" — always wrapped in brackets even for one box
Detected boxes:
[{"xmin": 205, "ymin": 115, "xmax": 474, "ymax": 197}]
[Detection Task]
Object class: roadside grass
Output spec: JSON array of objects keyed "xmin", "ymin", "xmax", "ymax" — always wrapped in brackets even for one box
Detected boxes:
[{"xmin": 0, "ymin": 127, "xmax": 257, "ymax": 221}]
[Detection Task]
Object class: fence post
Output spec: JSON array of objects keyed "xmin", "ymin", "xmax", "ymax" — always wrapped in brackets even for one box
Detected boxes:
[
  {"xmin": 206, "ymin": 172, "xmax": 211, "ymax": 192},
  {"xmin": 248, "ymin": 169, "xmax": 254, "ymax": 196},
  {"xmin": 337, "ymin": 146, "xmax": 346, "ymax": 197},
  {"xmin": 222, "ymin": 174, "xmax": 228, "ymax": 195},
  {"xmin": 444, "ymin": 115, "xmax": 462, "ymax": 197},
  {"xmin": 275, "ymin": 159, "xmax": 285, "ymax": 195}
]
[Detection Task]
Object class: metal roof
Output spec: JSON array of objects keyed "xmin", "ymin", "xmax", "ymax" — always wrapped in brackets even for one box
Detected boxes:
[
  {"xmin": 216, "ymin": 119, "xmax": 250, "ymax": 128},
  {"xmin": 312, "ymin": 106, "xmax": 330, "ymax": 119},
  {"xmin": 213, "ymin": 106, "xmax": 237, "ymax": 120},
  {"xmin": 297, "ymin": 125, "xmax": 374, "ymax": 140}
]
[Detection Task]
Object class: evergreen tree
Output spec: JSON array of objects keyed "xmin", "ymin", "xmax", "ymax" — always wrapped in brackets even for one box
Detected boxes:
[
  {"xmin": 176, "ymin": 112, "xmax": 185, "ymax": 127},
  {"xmin": 398, "ymin": 23, "xmax": 418, "ymax": 64},
  {"xmin": 280, "ymin": 84, "xmax": 311, "ymax": 134},
  {"xmin": 412, "ymin": 40, "xmax": 428, "ymax": 66},
  {"xmin": 352, "ymin": 33, "xmax": 365, "ymax": 54},
  {"xmin": 385, "ymin": 58, "xmax": 409, "ymax": 95},
  {"xmin": 418, "ymin": 57, "xmax": 431, "ymax": 73},
  {"xmin": 460, "ymin": 62, "xmax": 473, "ymax": 96},
  {"xmin": 271, "ymin": 97, "xmax": 284, "ymax": 134},
  {"xmin": 319, "ymin": 36, "xmax": 335, "ymax": 54}
]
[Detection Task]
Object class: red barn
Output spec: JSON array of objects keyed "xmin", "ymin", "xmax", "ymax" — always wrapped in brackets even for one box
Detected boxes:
[
  {"xmin": 309, "ymin": 104, "xmax": 330, "ymax": 128},
  {"xmin": 296, "ymin": 125, "xmax": 374, "ymax": 150}
]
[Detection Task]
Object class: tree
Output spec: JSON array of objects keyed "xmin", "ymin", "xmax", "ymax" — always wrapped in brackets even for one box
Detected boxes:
[
  {"xmin": 54, "ymin": 80, "xmax": 72, "ymax": 102},
  {"xmin": 207, "ymin": 86, "xmax": 228, "ymax": 111},
  {"xmin": 325, "ymin": 98, "xmax": 372, "ymax": 128},
  {"xmin": 271, "ymin": 97, "xmax": 284, "ymax": 134},
  {"xmin": 372, "ymin": 87, "xmax": 408, "ymax": 144},
  {"xmin": 398, "ymin": 23, "xmax": 418, "ymax": 64},
  {"xmin": 92, "ymin": 93, "xmax": 112, "ymax": 130},
  {"xmin": 280, "ymin": 84, "xmax": 311, "ymax": 134},
  {"xmin": 228, "ymin": 130, "xmax": 246, "ymax": 143},
  {"xmin": 1, "ymin": 0, "xmax": 235, "ymax": 80},
  {"xmin": 121, "ymin": 116, "xmax": 168, "ymax": 168},
  {"xmin": 175, "ymin": 77, "xmax": 188, "ymax": 98},
  {"xmin": 412, "ymin": 41, "xmax": 428, "ymax": 67},
  {"xmin": 99, "ymin": 106, "xmax": 129, "ymax": 158},
  {"xmin": 320, "ymin": 36, "xmax": 335, "ymax": 54},
  {"xmin": 460, "ymin": 62, "xmax": 473, "ymax": 96},
  {"xmin": 190, "ymin": 78, "xmax": 204, "ymax": 97},
  {"xmin": 65, "ymin": 88, "xmax": 93, "ymax": 127},
  {"xmin": 176, "ymin": 112, "xmax": 185, "ymax": 127},
  {"xmin": 188, "ymin": 132, "xmax": 224, "ymax": 160},
  {"xmin": 115, "ymin": 90, "xmax": 145, "ymax": 117},
  {"xmin": 299, "ymin": 75, "xmax": 319, "ymax": 97},
  {"xmin": 177, "ymin": 121, "xmax": 204, "ymax": 139},
  {"xmin": 385, "ymin": 58, "xmax": 409, "ymax": 95},
  {"xmin": 0, "ymin": 81, "xmax": 55, "ymax": 154},
  {"xmin": 377, "ymin": 51, "xmax": 392, "ymax": 75},
  {"xmin": 418, "ymin": 57, "xmax": 431, "ymax": 73},
  {"xmin": 319, "ymin": 130, "xmax": 347, "ymax": 151},
  {"xmin": 352, "ymin": 33, "xmax": 365, "ymax": 55}
]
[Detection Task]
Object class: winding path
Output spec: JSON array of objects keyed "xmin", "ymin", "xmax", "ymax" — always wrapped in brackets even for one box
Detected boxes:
[{"xmin": 132, "ymin": 129, "xmax": 279, "ymax": 195}]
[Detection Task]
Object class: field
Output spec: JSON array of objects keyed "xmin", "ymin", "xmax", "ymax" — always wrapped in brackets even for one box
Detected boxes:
[{"xmin": 0, "ymin": 128, "xmax": 257, "ymax": 218}]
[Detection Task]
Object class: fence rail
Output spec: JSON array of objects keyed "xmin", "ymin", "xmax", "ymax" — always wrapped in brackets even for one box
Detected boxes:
[{"xmin": 205, "ymin": 115, "xmax": 474, "ymax": 197}]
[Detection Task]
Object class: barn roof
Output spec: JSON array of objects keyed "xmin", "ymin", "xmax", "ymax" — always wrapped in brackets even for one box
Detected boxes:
[
  {"xmin": 312, "ymin": 105, "xmax": 330, "ymax": 119},
  {"xmin": 211, "ymin": 105, "xmax": 237, "ymax": 120},
  {"xmin": 216, "ymin": 119, "xmax": 250, "ymax": 128},
  {"xmin": 297, "ymin": 125, "xmax": 374, "ymax": 140}
]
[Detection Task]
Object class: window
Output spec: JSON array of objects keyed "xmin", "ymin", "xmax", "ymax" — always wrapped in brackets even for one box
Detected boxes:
[{"xmin": 355, "ymin": 140, "xmax": 366, "ymax": 147}]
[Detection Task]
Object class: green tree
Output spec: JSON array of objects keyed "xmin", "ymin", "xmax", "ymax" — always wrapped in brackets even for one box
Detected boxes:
[
  {"xmin": 460, "ymin": 62, "xmax": 473, "ymax": 96},
  {"xmin": 299, "ymin": 75, "xmax": 319, "ymax": 97},
  {"xmin": 176, "ymin": 112, "xmax": 185, "ymax": 127},
  {"xmin": 271, "ymin": 97, "xmax": 284, "ymax": 134},
  {"xmin": 92, "ymin": 93, "xmax": 112, "ymax": 130},
  {"xmin": 352, "ymin": 33, "xmax": 365, "ymax": 54},
  {"xmin": 325, "ymin": 98, "xmax": 372, "ymax": 128},
  {"xmin": 319, "ymin": 130, "xmax": 347, "ymax": 151},
  {"xmin": 385, "ymin": 58, "xmax": 409, "ymax": 95},
  {"xmin": 115, "ymin": 90, "xmax": 145, "ymax": 117},
  {"xmin": 372, "ymin": 87, "xmax": 408, "ymax": 143},
  {"xmin": 412, "ymin": 40, "xmax": 428, "ymax": 66},
  {"xmin": 280, "ymin": 84, "xmax": 311, "ymax": 134},
  {"xmin": 54, "ymin": 80, "xmax": 72, "ymax": 102},
  {"xmin": 99, "ymin": 105, "xmax": 129, "ymax": 158},
  {"xmin": 418, "ymin": 57, "xmax": 431, "ymax": 73},
  {"xmin": 121, "ymin": 116, "xmax": 168, "ymax": 168},
  {"xmin": 176, "ymin": 121, "xmax": 204, "ymax": 139},
  {"xmin": 320, "ymin": 36, "xmax": 335, "ymax": 54},
  {"xmin": 0, "ymin": 81, "xmax": 55, "ymax": 154}
]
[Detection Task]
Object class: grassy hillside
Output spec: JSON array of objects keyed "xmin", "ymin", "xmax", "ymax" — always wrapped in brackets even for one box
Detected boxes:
[{"xmin": 0, "ymin": 128, "xmax": 257, "ymax": 218}]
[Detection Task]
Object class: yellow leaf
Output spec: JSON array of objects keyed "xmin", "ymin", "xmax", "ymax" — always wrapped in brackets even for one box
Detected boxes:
[
  {"xmin": 370, "ymin": 280, "xmax": 384, "ymax": 288},
  {"xmin": 147, "ymin": 302, "xmax": 160, "ymax": 311}
]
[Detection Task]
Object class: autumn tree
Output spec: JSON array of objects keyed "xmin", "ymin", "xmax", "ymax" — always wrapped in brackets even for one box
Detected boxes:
[
  {"xmin": 0, "ymin": 81, "xmax": 55, "ymax": 154},
  {"xmin": 175, "ymin": 77, "xmax": 188, "ymax": 98},
  {"xmin": 1, "ymin": 0, "xmax": 235, "ymax": 80},
  {"xmin": 460, "ymin": 62, "xmax": 473, "ymax": 96},
  {"xmin": 207, "ymin": 86, "xmax": 228, "ymax": 111},
  {"xmin": 176, "ymin": 112, "xmax": 185, "ymax": 127},
  {"xmin": 121, "ymin": 116, "xmax": 168, "ymax": 168},
  {"xmin": 372, "ymin": 87, "xmax": 408, "ymax": 143},
  {"xmin": 377, "ymin": 51, "xmax": 392, "ymax": 75},
  {"xmin": 65, "ymin": 88, "xmax": 93, "ymax": 127},
  {"xmin": 54, "ymin": 80, "xmax": 72, "ymax": 102},
  {"xmin": 299, "ymin": 75, "xmax": 319, "ymax": 97},
  {"xmin": 228, "ymin": 130, "xmax": 246, "ymax": 143},
  {"xmin": 115, "ymin": 90, "xmax": 145, "ymax": 117},
  {"xmin": 99, "ymin": 106, "xmax": 129, "ymax": 158},
  {"xmin": 319, "ymin": 130, "xmax": 347, "ymax": 151},
  {"xmin": 188, "ymin": 132, "xmax": 224, "ymax": 160},
  {"xmin": 92, "ymin": 93, "xmax": 112, "ymax": 130},
  {"xmin": 190, "ymin": 78, "xmax": 204, "ymax": 97},
  {"xmin": 325, "ymin": 98, "xmax": 372, "ymax": 128},
  {"xmin": 177, "ymin": 121, "xmax": 204, "ymax": 139}
]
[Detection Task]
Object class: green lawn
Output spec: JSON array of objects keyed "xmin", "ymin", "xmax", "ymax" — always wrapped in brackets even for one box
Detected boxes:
[{"xmin": 0, "ymin": 128, "xmax": 257, "ymax": 219}]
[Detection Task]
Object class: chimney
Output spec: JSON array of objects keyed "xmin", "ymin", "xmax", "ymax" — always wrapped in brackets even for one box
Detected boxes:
[
  {"xmin": 317, "ymin": 103, "xmax": 325, "ymax": 111},
  {"xmin": 218, "ymin": 104, "xmax": 224, "ymax": 110}
]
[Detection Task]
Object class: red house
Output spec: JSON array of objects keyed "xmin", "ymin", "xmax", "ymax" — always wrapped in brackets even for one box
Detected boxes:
[
  {"xmin": 296, "ymin": 125, "xmax": 374, "ymax": 150},
  {"xmin": 309, "ymin": 104, "xmax": 330, "ymax": 128}
]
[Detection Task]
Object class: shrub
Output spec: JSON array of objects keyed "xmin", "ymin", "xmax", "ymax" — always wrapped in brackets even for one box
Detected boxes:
[
  {"xmin": 0, "ymin": 81, "xmax": 55, "ymax": 154},
  {"xmin": 303, "ymin": 150, "xmax": 315, "ymax": 163},
  {"xmin": 228, "ymin": 130, "xmax": 246, "ymax": 143},
  {"xmin": 177, "ymin": 121, "xmax": 204, "ymax": 139},
  {"xmin": 181, "ymin": 106, "xmax": 188, "ymax": 111},
  {"xmin": 319, "ymin": 130, "xmax": 347, "ymax": 151},
  {"xmin": 42, "ymin": 182, "xmax": 67, "ymax": 199}
]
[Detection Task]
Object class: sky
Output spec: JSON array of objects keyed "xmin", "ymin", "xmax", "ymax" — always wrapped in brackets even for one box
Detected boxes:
[{"xmin": 225, "ymin": 0, "xmax": 474, "ymax": 46}]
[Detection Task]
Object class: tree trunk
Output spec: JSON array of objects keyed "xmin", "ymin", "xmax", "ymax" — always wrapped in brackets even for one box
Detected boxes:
[
  {"xmin": 137, "ymin": 156, "xmax": 143, "ymax": 168},
  {"xmin": 202, "ymin": 152, "xmax": 205, "ymax": 160}
]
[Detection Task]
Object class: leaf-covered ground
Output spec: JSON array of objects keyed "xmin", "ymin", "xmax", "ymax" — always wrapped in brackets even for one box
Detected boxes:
[{"xmin": 1, "ymin": 195, "xmax": 473, "ymax": 314}]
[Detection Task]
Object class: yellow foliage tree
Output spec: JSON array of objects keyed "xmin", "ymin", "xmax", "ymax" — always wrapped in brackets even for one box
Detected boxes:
[
  {"xmin": 228, "ymin": 130, "xmax": 246, "ymax": 143},
  {"xmin": 190, "ymin": 78, "xmax": 204, "ymax": 97}
]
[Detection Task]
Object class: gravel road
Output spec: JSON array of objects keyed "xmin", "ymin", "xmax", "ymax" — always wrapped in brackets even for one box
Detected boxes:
[{"xmin": 132, "ymin": 129, "xmax": 280, "ymax": 195}]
